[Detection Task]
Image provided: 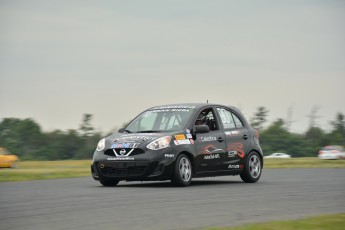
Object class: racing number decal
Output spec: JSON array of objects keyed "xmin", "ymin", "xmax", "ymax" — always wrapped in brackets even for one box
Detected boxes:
[{"xmin": 227, "ymin": 142, "xmax": 245, "ymax": 158}]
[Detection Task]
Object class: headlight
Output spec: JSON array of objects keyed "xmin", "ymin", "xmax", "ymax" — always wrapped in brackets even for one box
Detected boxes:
[
  {"xmin": 147, "ymin": 136, "xmax": 172, "ymax": 150},
  {"xmin": 96, "ymin": 138, "xmax": 105, "ymax": 151}
]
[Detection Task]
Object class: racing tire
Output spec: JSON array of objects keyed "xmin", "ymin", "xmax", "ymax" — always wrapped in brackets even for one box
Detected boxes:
[
  {"xmin": 171, "ymin": 154, "xmax": 192, "ymax": 187},
  {"xmin": 240, "ymin": 152, "xmax": 262, "ymax": 183},
  {"xmin": 99, "ymin": 179, "xmax": 120, "ymax": 187}
]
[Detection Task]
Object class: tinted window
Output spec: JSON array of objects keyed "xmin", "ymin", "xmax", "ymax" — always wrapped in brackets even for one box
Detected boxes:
[
  {"xmin": 232, "ymin": 113, "xmax": 244, "ymax": 128},
  {"xmin": 217, "ymin": 108, "xmax": 236, "ymax": 129},
  {"xmin": 195, "ymin": 108, "xmax": 218, "ymax": 131}
]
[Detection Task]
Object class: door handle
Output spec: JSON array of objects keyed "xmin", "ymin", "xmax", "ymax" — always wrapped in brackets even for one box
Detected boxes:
[
  {"xmin": 242, "ymin": 135, "xmax": 248, "ymax": 140},
  {"xmin": 218, "ymin": 137, "xmax": 224, "ymax": 142}
]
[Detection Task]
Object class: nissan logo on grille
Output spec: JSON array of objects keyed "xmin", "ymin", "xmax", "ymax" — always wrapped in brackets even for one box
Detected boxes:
[{"xmin": 119, "ymin": 149, "xmax": 126, "ymax": 155}]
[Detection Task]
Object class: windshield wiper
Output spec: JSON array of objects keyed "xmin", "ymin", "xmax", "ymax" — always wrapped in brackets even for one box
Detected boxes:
[
  {"xmin": 123, "ymin": 129, "xmax": 132, "ymax": 133},
  {"xmin": 137, "ymin": 130, "xmax": 162, "ymax": 133}
]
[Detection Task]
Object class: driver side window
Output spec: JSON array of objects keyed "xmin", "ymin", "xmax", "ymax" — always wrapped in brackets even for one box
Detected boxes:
[{"xmin": 195, "ymin": 108, "xmax": 218, "ymax": 131}]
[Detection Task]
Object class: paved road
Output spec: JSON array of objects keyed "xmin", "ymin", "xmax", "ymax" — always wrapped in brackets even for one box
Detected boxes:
[{"xmin": 1, "ymin": 168, "xmax": 345, "ymax": 230}]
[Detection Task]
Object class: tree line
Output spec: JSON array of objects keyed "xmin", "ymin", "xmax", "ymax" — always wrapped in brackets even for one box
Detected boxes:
[
  {"xmin": 251, "ymin": 107, "xmax": 345, "ymax": 157},
  {"xmin": 0, "ymin": 109, "xmax": 344, "ymax": 160}
]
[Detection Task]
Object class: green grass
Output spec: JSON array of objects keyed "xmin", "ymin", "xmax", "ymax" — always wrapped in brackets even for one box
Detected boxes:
[
  {"xmin": 263, "ymin": 157, "xmax": 345, "ymax": 168},
  {"xmin": 205, "ymin": 213, "xmax": 345, "ymax": 230},
  {"xmin": 1, "ymin": 157, "xmax": 344, "ymax": 182},
  {"xmin": 0, "ymin": 160, "xmax": 91, "ymax": 182}
]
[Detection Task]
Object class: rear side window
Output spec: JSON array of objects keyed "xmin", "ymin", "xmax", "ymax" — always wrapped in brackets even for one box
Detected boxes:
[
  {"xmin": 232, "ymin": 113, "xmax": 244, "ymax": 128},
  {"xmin": 217, "ymin": 108, "xmax": 235, "ymax": 129},
  {"xmin": 217, "ymin": 108, "xmax": 244, "ymax": 129}
]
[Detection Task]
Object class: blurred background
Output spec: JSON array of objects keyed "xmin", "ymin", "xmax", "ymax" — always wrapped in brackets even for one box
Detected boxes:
[{"xmin": 1, "ymin": 0, "xmax": 344, "ymax": 160}]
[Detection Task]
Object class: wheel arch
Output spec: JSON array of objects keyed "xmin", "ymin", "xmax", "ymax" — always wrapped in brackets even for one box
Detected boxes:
[
  {"xmin": 247, "ymin": 149, "xmax": 264, "ymax": 167},
  {"xmin": 176, "ymin": 151, "xmax": 196, "ymax": 175}
]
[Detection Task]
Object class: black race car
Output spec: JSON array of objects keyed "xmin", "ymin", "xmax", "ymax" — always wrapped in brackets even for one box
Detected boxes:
[{"xmin": 91, "ymin": 103, "xmax": 263, "ymax": 186}]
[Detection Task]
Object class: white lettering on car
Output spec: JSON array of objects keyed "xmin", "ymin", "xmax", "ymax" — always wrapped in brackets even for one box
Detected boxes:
[
  {"xmin": 228, "ymin": 165, "xmax": 240, "ymax": 169},
  {"xmin": 200, "ymin": 136, "xmax": 217, "ymax": 142},
  {"xmin": 204, "ymin": 154, "xmax": 220, "ymax": 160}
]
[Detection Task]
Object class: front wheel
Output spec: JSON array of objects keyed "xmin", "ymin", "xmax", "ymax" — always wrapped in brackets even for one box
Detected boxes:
[
  {"xmin": 171, "ymin": 154, "xmax": 192, "ymax": 186},
  {"xmin": 99, "ymin": 179, "xmax": 120, "ymax": 187},
  {"xmin": 240, "ymin": 152, "xmax": 262, "ymax": 183}
]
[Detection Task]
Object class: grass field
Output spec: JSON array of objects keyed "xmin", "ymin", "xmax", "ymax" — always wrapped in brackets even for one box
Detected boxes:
[
  {"xmin": 0, "ymin": 157, "xmax": 345, "ymax": 182},
  {"xmin": 205, "ymin": 213, "xmax": 345, "ymax": 230},
  {"xmin": 0, "ymin": 160, "xmax": 91, "ymax": 182},
  {"xmin": 263, "ymin": 157, "xmax": 345, "ymax": 168}
]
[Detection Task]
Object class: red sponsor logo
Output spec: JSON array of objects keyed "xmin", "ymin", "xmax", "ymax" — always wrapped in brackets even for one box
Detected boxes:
[
  {"xmin": 227, "ymin": 143, "xmax": 245, "ymax": 158},
  {"xmin": 201, "ymin": 144, "xmax": 224, "ymax": 155}
]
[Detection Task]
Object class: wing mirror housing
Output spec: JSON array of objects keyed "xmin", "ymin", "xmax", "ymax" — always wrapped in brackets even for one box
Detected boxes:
[{"xmin": 194, "ymin": 125, "xmax": 210, "ymax": 134}]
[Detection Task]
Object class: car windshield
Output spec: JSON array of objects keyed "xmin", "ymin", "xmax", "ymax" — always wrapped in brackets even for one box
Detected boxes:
[{"xmin": 125, "ymin": 106, "xmax": 195, "ymax": 133}]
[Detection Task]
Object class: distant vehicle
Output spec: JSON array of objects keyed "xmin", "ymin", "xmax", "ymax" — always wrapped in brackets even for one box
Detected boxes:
[
  {"xmin": 91, "ymin": 103, "xmax": 263, "ymax": 187},
  {"xmin": 0, "ymin": 148, "xmax": 19, "ymax": 168},
  {"xmin": 318, "ymin": 145, "xmax": 345, "ymax": 160},
  {"xmin": 264, "ymin": 153, "xmax": 291, "ymax": 159}
]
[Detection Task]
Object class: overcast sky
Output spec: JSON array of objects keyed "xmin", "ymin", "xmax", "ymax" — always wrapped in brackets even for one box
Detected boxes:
[{"xmin": 1, "ymin": 0, "xmax": 344, "ymax": 134}]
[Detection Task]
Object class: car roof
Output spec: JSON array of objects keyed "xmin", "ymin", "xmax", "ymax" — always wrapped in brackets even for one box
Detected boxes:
[{"xmin": 148, "ymin": 103, "xmax": 239, "ymax": 111}]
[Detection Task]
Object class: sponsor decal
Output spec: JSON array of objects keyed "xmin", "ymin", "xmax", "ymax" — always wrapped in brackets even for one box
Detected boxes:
[
  {"xmin": 111, "ymin": 143, "xmax": 139, "ymax": 149},
  {"xmin": 204, "ymin": 154, "xmax": 220, "ymax": 160},
  {"xmin": 225, "ymin": 130, "xmax": 240, "ymax": 135},
  {"xmin": 228, "ymin": 164, "xmax": 240, "ymax": 169},
  {"xmin": 147, "ymin": 106, "xmax": 196, "ymax": 113},
  {"xmin": 200, "ymin": 136, "xmax": 217, "ymax": 142},
  {"xmin": 150, "ymin": 109, "xmax": 191, "ymax": 113},
  {"xmin": 165, "ymin": 154, "xmax": 175, "ymax": 158},
  {"xmin": 201, "ymin": 144, "xmax": 224, "ymax": 155},
  {"xmin": 186, "ymin": 134, "xmax": 193, "ymax": 139},
  {"xmin": 174, "ymin": 139, "xmax": 191, "ymax": 145},
  {"xmin": 228, "ymin": 151, "xmax": 237, "ymax": 158},
  {"xmin": 107, "ymin": 157, "xmax": 135, "ymax": 161},
  {"xmin": 151, "ymin": 105, "xmax": 196, "ymax": 110},
  {"xmin": 186, "ymin": 129, "xmax": 191, "ymax": 134},
  {"xmin": 116, "ymin": 134, "xmax": 159, "ymax": 142},
  {"xmin": 175, "ymin": 134, "xmax": 186, "ymax": 140},
  {"xmin": 227, "ymin": 142, "xmax": 245, "ymax": 158},
  {"xmin": 189, "ymin": 139, "xmax": 195, "ymax": 144}
]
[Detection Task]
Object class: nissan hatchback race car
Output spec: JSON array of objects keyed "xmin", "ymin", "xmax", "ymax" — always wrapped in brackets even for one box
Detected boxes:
[{"xmin": 91, "ymin": 103, "xmax": 263, "ymax": 186}]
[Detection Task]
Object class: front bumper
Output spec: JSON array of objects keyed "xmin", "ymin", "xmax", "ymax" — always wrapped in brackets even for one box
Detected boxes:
[{"xmin": 91, "ymin": 149, "xmax": 175, "ymax": 181}]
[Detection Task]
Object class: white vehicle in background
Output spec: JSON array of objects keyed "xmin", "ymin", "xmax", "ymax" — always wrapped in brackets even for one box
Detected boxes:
[
  {"xmin": 264, "ymin": 153, "xmax": 291, "ymax": 159},
  {"xmin": 318, "ymin": 145, "xmax": 345, "ymax": 160}
]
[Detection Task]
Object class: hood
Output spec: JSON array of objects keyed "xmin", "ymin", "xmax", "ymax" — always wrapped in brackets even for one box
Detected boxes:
[{"xmin": 106, "ymin": 132, "xmax": 165, "ymax": 149}]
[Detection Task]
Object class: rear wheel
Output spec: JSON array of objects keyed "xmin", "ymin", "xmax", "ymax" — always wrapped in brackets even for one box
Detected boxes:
[
  {"xmin": 240, "ymin": 152, "xmax": 262, "ymax": 183},
  {"xmin": 171, "ymin": 154, "xmax": 192, "ymax": 186},
  {"xmin": 99, "ymin": 179, "xmax": 120, "ymax": 187}
]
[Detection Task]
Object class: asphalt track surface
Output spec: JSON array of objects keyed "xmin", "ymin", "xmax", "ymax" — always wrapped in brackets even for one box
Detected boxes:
[{"xmin": 1, "ymin": 168, "xmax": 345, "ymax": 230}]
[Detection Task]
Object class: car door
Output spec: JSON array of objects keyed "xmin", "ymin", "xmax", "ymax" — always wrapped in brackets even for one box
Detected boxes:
[
  {"xmin": 216, "ymin": 107, "xmax": 250, "ymax": 170},
  {"xmin": 194, "ymin": 107, "xmax": 227, "ymax": 172}
]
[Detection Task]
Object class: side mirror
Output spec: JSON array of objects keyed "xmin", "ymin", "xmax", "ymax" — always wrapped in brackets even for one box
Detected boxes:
[
  {"xmin": 195, "ymin": 125, "xmax": 210, "ymax": 134},
  {"xmin": 118, "ymin": 128, "xmax": 124, "ymax": 133}
]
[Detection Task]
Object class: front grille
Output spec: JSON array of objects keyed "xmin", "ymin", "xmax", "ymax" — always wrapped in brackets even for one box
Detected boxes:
[
  {"xmin": 98, "ymin": 161, "xmax": 148, "ymax": 177},
  {"xmin": 104, "ymin": 148, "xmax": 145, "ymax": 156}
]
